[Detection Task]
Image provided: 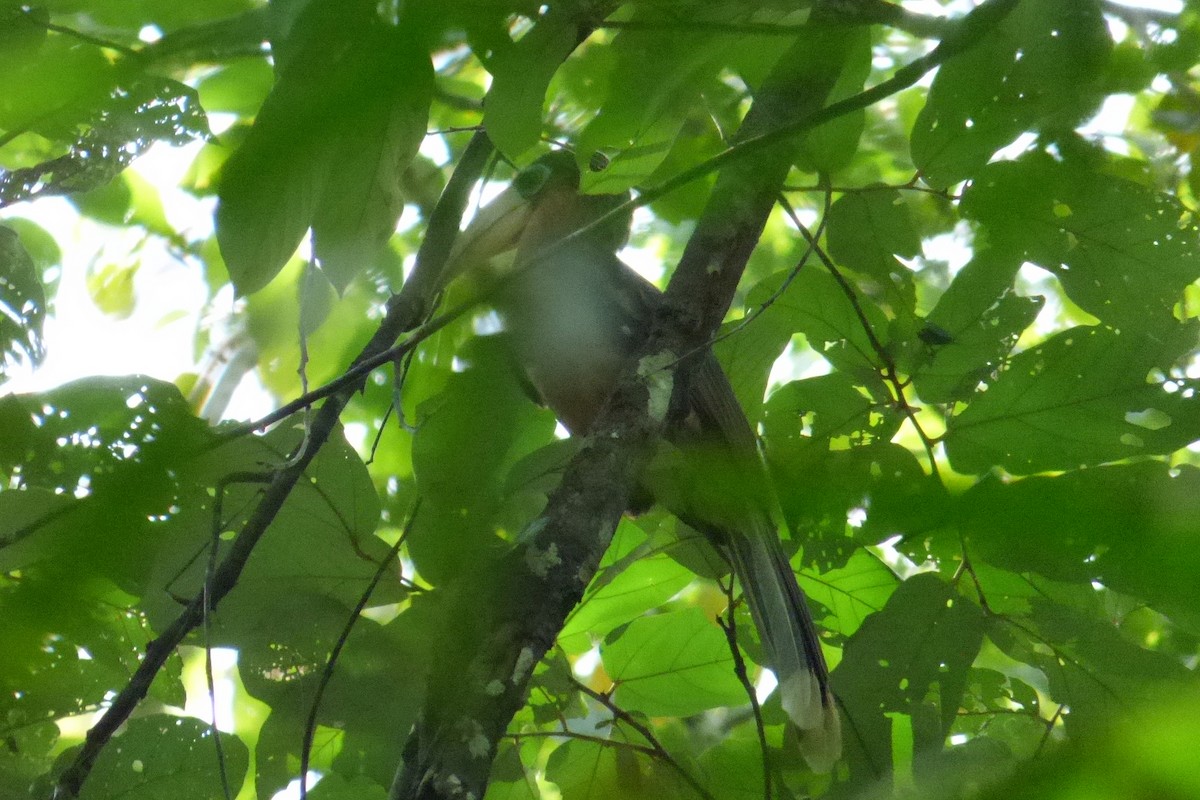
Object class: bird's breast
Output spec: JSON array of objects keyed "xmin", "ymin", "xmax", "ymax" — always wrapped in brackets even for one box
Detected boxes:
[{"xmin": 499, "ymin": 250, "xmax": 644, "ymax": 434}]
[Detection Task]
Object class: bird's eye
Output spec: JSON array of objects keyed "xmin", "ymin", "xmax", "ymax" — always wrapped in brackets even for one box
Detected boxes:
[{"xmin": 515, "ymin": 163, "xmax": 552, "ymax": 199}]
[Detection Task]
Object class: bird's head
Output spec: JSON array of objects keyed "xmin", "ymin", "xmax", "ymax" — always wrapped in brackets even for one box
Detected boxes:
[{"xmin": 446, "ymin": 150, "xmax": 632, "ymax": 283}]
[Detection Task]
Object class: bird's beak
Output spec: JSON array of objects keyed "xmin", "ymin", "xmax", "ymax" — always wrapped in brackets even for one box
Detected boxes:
[{"xmin": 445, "ymin": 184, "xmax": 534, "ymax": 281}]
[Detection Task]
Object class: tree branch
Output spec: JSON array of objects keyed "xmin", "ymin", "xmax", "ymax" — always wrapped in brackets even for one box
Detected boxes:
[
  {"xmin": 390, "ymin": 3, "xmax": 870, "ymax": 798},
  {"xmin": 558, "ymin": 0, "xmax": 1023, "ymax": 261},
  {"xmin": 51, "ymin": 132, "xmax": 493, "ymax": 799}
]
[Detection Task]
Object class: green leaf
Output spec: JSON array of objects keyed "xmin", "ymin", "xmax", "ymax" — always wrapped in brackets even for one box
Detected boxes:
[
  {"xmin": 801, "ymin": 550, "xmax": 898, "ymax": 638},
  {"xmin": 575, "ymin": 10, "xmax": 729, "ymax": 194},
  {"xmin": 217, "ymin": 3, "xmax": 431, "ymax": 294},
  {"xmin": 0, "ymin": 32, "xmax": 112, "ymax": 134},
  {"xmin": 483, "ymin": 739, "xmax": 541, "ymax": 800},
  {"xmin": 312, "ymin": 26, "xmax": 433, "ymax": 293},
  {"xmin": 913, "ymin": 291, "xmax": 1043, "ymax": 405},
  {"xmin": 945, "ymin": 324, "xmax": 1200, "ymax": 474},
  {"xmin": 0, "ymin": 374, "xmax": 210, "ymax": 519},
  {"xmin": 482, "ymin": 10, "xmax": 578, "ymax": 160},
  {"xmin": 977, "ymin": 689, "xmax": 1200, "ymax": 800},
  {"xmin": 833, "ymin": 573, "xmax": 986, "ymax": 778},
  {"xmin": 763, "ymin": 373, "xmax": 878, "ymax": 446},
  {"xmin": 77, "ymin": 715, "xmax": 248, "ymax": 800},
  {"xmin": 559, "ymin": 520, "xmax": 696, "ymax": 654},
  {"xmin": 409, "ymin": 335, "xmax": 555, "ymax": 583},
  {"xmin": 545, "ymin": 739, "xmax": 689, "ymax": 800},
  {"xmin": 826, "ymin": 189, "xmax": 922, "ymax": 287},
  {"xmin": 196, "ymin": 58, "xmax": 274, "ymax": 116},
  {"xmin": 961, "ymin": 463, "xmax": 1200, "ymax": 616},
  {"xmin": 912, "ymin": 0, "xmax": 1111, "ymax": 187},
  {"xmin": 0, "ymin": 225, "xmax": 45, "ymax": 380},
  {"xmin": 201, "ymin": 423, "xmax": 391, "ymax": 607},
  {"xmin": 823, "ymin": 187, "xmax": 922, "ymax": 331},
  {"xmin": 793, "ymin": 26, "xmax": 872, "ymax": 174},
  {"xmin": 712, "ymin": 277, "xmax": 796, "ymax": 426},
  {"xmin": 1011, "ymin": 599, "xmax": 1189, "ymax": 737},
  {"xmin": 762, "ymin": 378, "xmax": 915, "ymax": 569},
  {"xmin": 962, "ymin": 152, "xmax": 1200, "ymax": 333},
  {"xmin": 578, "ymin": 111, "xmax": 684, "ymax": 196},
  {"xmin": 308, "ymin": 773, "xmax": 388, "ymax": 800},
  {"xmin": 603, "ymin": 607, "xmax": 746, "ymax": 718},
  {"xmin": 913, "ymin": 248, "xmax": 1043, "ymax": 403},
  {"xmin": 756, "ymin": 268, "xmax": 889, "ymax": 379},
  {"xmin": 248, "ymin": 598, "xmax": 439, "ymax": 794},
  {"xmin": 695, "ymin": 726, "xmax": 767, "ymax": 800},
  {"xmin": 0, "ymin": 718, "xmax": 57, "ymax": 800},
  {"xmin": 1, "ymin": 548, "xmax": 184, "ymax": 732},
  {"xmin": 1, "ymin": 75, "xmax": 209, "ymax": 206}
]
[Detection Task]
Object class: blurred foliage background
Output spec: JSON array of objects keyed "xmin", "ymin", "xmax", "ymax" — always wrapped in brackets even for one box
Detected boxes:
[{"xmin": 2, "ymin": 0, "xmax": 1200, "ymax": 798}]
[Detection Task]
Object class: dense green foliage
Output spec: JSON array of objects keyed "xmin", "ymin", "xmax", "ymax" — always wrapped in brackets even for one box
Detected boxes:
[{"xmin": 2, "ymin": 1, "xmax": 1200, "ymax": 798}]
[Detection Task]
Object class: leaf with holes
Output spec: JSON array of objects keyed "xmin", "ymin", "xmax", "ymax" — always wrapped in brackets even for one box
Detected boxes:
[
  {"xmin": 912, "ymin": 0, "xmax": 1111, "ymax": 187},
  {"xmin": 946, "ymin": 324, "xmax": 1200, "ymax": 474},
  {"xmin": 962, "ymin": 152, "xmax": 1200, "ymax": 334}
]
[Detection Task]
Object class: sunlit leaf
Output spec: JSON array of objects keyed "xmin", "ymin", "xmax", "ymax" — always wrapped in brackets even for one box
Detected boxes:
[
  {"xmin": 603, "ymin": 607, "xmax": 746, "ymax": 718},
  {"xmin": 912, "ymin": 0, "xmax": 1111, "ymax": 187},
  {"xmin": 801, "ymin": 550, "xmax": 898, "ymax": 637},
  {"xmin": 962, "ymin": 152, "xmax": 1200, "ymax": 333},
  {"xmin": 560, "ymin": 520, "xmax": 696, "ymax": 654},
  {"xmin": 545, "ymin": 738, "xmax": 690, "ymax": 800},
  {"xmin": 483, "ymin": 10, "xmax": 578, "ymax": 161}
]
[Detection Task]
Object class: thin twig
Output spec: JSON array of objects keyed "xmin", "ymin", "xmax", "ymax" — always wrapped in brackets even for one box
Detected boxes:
[
  {"xmin": 953, "ymin": 546, "xmax": 993, "ymax": 616},
  {"xmin": 22, "ymin": 12, "xmax": 139, "ymax": 55},
  {"xmin": 299, "ymin": 501, "xmax": 420, "ymax": 799},
  {"xmin": 203, "ymin": 475, "xmax": 261, "ymax": 800},
  {"xmin": 552, "ymin": 0, "xmax": 1022, "ymax": 263},
  {"xmin": 51, "ymin": 131, "xmax": 495, "ymax": 799},
  {"xmin": 1034, "ymin": 705, "xmax": 1065, "ymax": 757},
  {"xmin": 571, "ymin": 678, "xmax": 719, "ymax": 800},
  {"xmin": 776, "ymin": 192, "xmax": 942, "ymax": 477},
  {"xmin": 715, "ymin": 577, "xmax": 773, "ymax": 800},
  {"xmin": 784, "ymin": 177, "xmax": 958, "ymax": 200}
]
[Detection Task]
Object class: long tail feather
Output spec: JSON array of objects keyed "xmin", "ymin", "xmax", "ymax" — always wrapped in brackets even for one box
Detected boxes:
[{"xmin": 722, "ymin": 515, "xmax": 841, "ymax": 772}]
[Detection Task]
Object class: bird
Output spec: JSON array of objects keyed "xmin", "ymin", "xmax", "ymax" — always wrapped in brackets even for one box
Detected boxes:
[{"xmin": 445, "ymin": 150, "xmax": 841, "ymax": 772}]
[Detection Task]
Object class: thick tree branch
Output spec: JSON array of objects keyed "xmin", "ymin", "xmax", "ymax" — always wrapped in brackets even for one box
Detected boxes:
[
  {"xmin": 392, "ymin": 1, "xmax": 1024, "ymax": 796},
  {"xmin": 391, "ymin": 4, "xmax": 862, "ymax": 799}
]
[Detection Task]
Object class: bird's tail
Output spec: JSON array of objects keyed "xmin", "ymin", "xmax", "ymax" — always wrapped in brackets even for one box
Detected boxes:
[{"xmin": 722, "ymin": 518, "xmax": 841, "ymax": 773}]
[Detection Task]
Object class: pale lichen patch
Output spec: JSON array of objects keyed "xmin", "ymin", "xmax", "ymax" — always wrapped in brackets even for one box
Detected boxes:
[
  {"xmin": 512, "ymin": 646, "xmax": 537, "ymax": 684},
  {"xmin": 525, "ymin": 541, "xmax": 561, "ymax": 578},
  {"xmin": 637, "ymin": 351, "xmax": 676, "ymax": 423}
]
